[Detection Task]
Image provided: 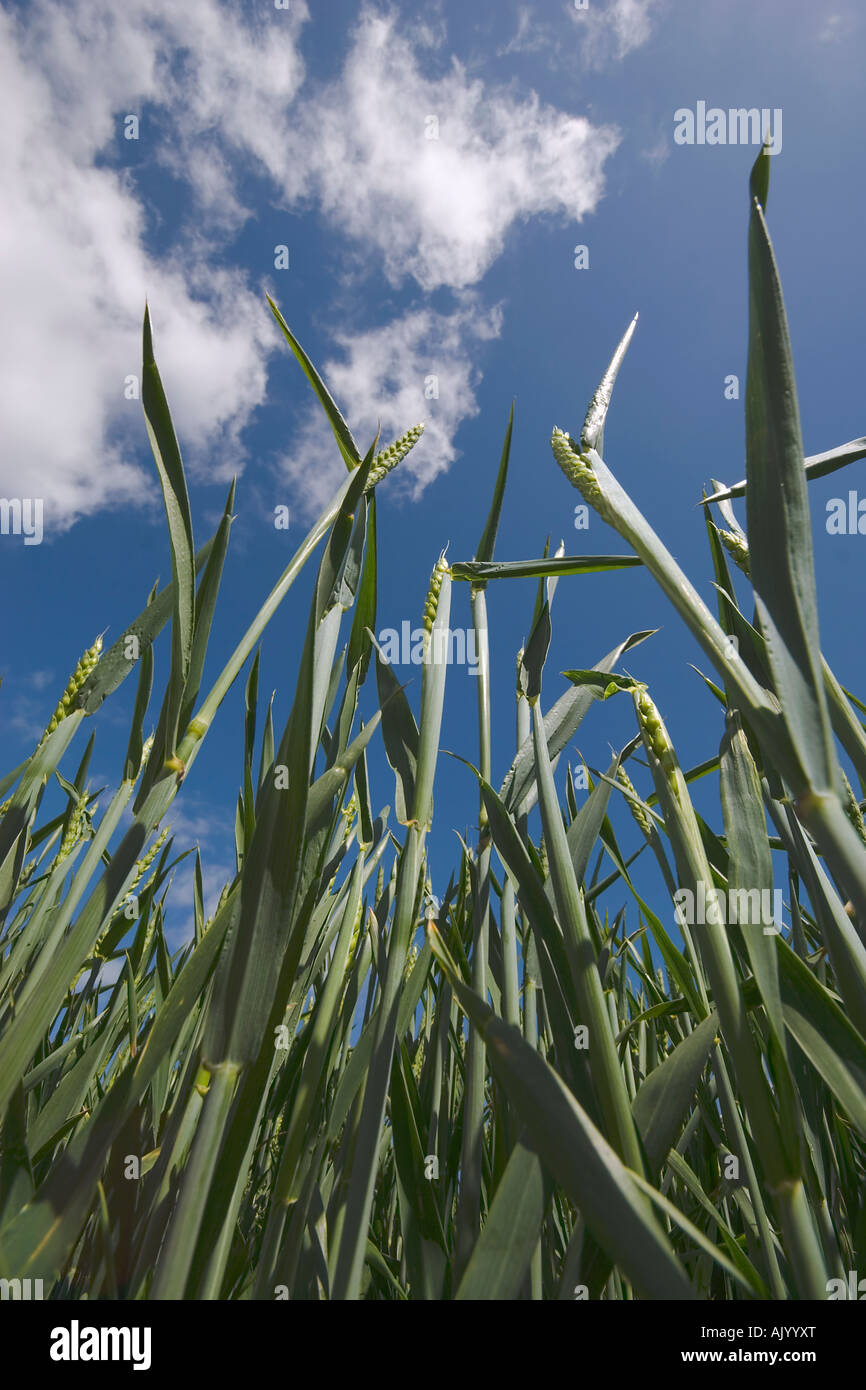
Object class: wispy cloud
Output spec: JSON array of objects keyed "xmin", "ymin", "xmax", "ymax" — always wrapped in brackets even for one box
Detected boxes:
[
  {"xmin": 277, "ymin": 297, "xmax": 504, "ymax": 517},
  {"xmin": 148, "ymin": 796, "xmax": 234, "ymax": 946},
  {"xmin": 1, "ymin": 667, "xmax": 64, "ymax": 745},
  {"xmin": 501, "ymin": 1, "xmax": 662, "ymax": 70},
  {"xmin": 497, "ymin": 7, "xmax": 542, "ymax": 57},
  {"xmin": 568, "ymin": 0, "xmax": 662, "ymax": 69},
  {"xmin": 165, "ymin": 854, "xmax": 235, "ymax": 950},
  {"xmin": 27, "ymin": 670, "xmax": 56, "ymax": 692},
  {"xmin": 816, "ymin": 12, "xmax": 857, "ymax": 43},
  {"xmin": 641, "ymin": 132, "xmax": 671, "ymax": 169}
]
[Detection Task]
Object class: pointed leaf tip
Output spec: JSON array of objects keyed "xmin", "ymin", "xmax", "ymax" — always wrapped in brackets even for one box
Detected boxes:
[
  {"xmin": 749, "ymin": 139, "xmax": 771, "ymax": 212},
  {"xmin": 474, "ymin": 401, "xmax": 515, "ymax": 571},
  {"xmin": 581, "ymin": 315, "xmax": 639, "ymax": 454}
]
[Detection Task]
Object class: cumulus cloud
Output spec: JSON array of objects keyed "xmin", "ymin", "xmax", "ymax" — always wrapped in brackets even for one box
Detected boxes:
[
  {"xmin": 277, "ymin": 297, "xmax": 504, "ymax": 517},
  {"xmin": 276, "ymin": 9, "xmax": 620, "ymax": 291},
  {"xmin": 0, "ymin": 0, "xmax": 306, "ymax": 532},
  {"xmin": 1, "ymin": 0, "xmax": 622, "ymax": 529}
]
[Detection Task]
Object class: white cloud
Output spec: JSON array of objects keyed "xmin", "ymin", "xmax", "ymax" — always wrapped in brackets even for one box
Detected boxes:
[
  {"xmin": 277, "ymin": 297, "xmax": 504, "ymax": 517},
  {"xmin": 95, "ymin": 959, "xmax": 124, "ymax": 990},
  {"xmin": 569, "ymin": 0, "xmax": 661, "ymax": 69},
  {"xmin": 142, "ymin": 797, "xmax": 234, "ymax": 946},
  {"xmin": 0, "ymin": 0, "xmax": 307, "ymax": 531},
  {"xmin": 275, "ymin": 9, "xmax": 620, "ymax": 292},
  {"xmin": 165, "ymin": 850, "xmax": 235, "ymax": 949},
  {"xmin": 817, "ymin": 12, "xmax": 857, "ymax": 43},
  {"xmin": 27, "ymin": 670, "xmax": 56, "ymax": 692},
  {"xmin": 641, "ymin": 132, "xmax": 671, "ymax": 168},
  {"xmin": 163, "ymin": 804, "xmax": 222, "ymax": 848},
  {"xmin": 500, "ymin": 2, "xmax": 660, "ymax": 69},
  {"xmin": 497, "ymin": 6, "xmax": 549, "ymax": 58},
  {"xmin": 2, "ymin": 0, "xmax": 622, "ymax": 528}
]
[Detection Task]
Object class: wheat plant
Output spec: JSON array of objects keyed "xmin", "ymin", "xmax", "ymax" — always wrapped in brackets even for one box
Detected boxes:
[{"xmin": 0, "ymin": 146, "xmax": 864, "ymax": 1302}]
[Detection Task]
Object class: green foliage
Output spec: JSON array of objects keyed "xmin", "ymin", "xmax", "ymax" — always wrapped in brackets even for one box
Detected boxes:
[{"xmin": 0, "ymin": 151, "xmax": 864, "ymax": 1301}]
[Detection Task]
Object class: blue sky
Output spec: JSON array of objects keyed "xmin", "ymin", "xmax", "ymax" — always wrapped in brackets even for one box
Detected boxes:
[{"xmin": 1, "ymin": 0, "xmax": 864, "ymax": 948}]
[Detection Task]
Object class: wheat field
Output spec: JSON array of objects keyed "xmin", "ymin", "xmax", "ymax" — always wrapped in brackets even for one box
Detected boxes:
[{"xmin": 0, "ymin": 145, "xmax": 864, "ymax": 1304}]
